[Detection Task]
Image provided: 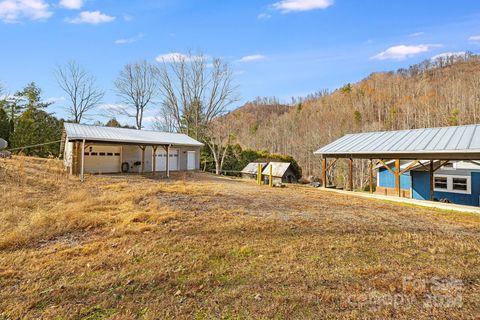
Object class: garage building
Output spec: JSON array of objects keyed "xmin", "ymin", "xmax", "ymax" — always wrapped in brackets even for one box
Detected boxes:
[{"xmin": 62, "ymin": 123, "xmax": 203, "ymax": 180}]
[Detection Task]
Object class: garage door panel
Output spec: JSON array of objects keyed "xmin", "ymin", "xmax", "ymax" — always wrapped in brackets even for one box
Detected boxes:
[
  {"xmin": 154, "ymin": 149, "xmax": 179, "ymax": 171},
  {"xmin": 84, "ymin": 146, "xmax": 121, "ymax": 173}
]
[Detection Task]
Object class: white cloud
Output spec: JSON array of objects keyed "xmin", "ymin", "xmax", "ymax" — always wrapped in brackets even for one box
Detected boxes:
[
  {"xmin": 44, "ymin": 96, "xmax": 66, "ymax": 104},
  {"xmin": 257, "ymin": 13, "xmax": 271, "ymax": 19},
  {"xmin": 155, "ymin": 52, "xmax": 203, "ymax": 63},
  {"xmin": 371, "ymin": 44, "xmax": 442, "ymax": 60},
  {"xmin": 66, "ymin": 10, "xmax": 115, "ymax": 24},
  {"xmin": 238, "ymin": 54, "xmax": 266, "ymax": 62},
  {"xmin": 408, "ymin": 31, "xmax": 424, "ymax": 37},
  {"xmin": 273, "ymin": 0, "xmax": 334, "ymax": 12},
  {"xmin": 59, "ymin": 0, "xmax": 82, "ymax": 9},
  {"xmin": 431, "ymin": 51, "xmax": 466, "ymax": 60},
  {"xmin": 468, "ymin": 35, "xmax": 480, "ymax": 41},
  {"xmin": 0, "ymin": 0, "xmax": 52, "ymax": 23},
  {"xmin": 115, "ymin": 33, "xmax": 144, "ymax": 45}
]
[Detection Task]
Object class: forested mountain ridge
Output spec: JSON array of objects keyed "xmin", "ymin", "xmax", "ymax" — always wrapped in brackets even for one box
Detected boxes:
[{"xmin": 227, "ymin": 53, "xmax": 480, "ymax": 179}]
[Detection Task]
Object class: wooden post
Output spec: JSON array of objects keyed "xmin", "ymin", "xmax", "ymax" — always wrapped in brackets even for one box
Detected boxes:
[
  {"xmin": 369, "ymin": 159, "xmax": 373, "ymax": 194},
  {"xmin": 322, "ymin": 157, "xmax": 327, "ymax": 188},
  {"xmin": 348, "ymin": 158, "xmax": 353, "ymax": 191},
  {"xmin": 257, "ymin": 163, "xmax": 262, "ymax": 185},
  {"xmin": 166, "ymin": 145, "xmax": 170, "ymax": 178},
  {"xmin": 72, "ymin": 141, "xmax": 77, "ymax": 175},
  {"xmin": 80, "ymin": 139, "xmax": 85, "ymax": 182},
  {"xmin": 395, "ymin": 159, "xmax": 401, "ymax": 197},
  {"xmin": 269, "ymin": 164, "xmax": 273, "ymax": 187},
  {"xmin": 152, "ymin": 146, "xmax": 157, "ymax": 176},
  {"xmin": 429, "ymin": 160, "xmax": 434, "ymax": 201},
  {"xmin": 140, "ymin": 146, "xmax": 146, "ymax": 174}
]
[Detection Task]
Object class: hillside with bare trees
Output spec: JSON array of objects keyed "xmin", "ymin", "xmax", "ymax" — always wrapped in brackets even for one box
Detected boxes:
[{"xmin": 226, "ymin": 53, "xmax": 480, "ymax": 186}]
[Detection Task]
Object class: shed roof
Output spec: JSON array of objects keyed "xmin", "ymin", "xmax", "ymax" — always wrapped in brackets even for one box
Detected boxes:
[
  {"xmin": 262, "ymin": 162, "xmax": 292, "ymax": 177},
  {"xmin": 64, "ymin": 123, "xmax": 203, "ymax": 147},
  {"xmin": 241, "ymin": 162, "xmax": 267, "ymax": 174},
  {"xmin": 314, "ymin": 124, "xmax": 480, "ymax": 160}
]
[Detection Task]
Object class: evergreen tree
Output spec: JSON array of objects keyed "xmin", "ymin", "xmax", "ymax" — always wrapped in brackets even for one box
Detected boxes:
[
  {"xmin": 10, "ymin": 108, "xmax": 62, "ymax": 157},
  {"xmin": 9, "ymin": 83, "xmax": 61, "ymax": 157},
  {"xmin": 0, "ymin": 107, "xmax": 9, "ymax": 142}
]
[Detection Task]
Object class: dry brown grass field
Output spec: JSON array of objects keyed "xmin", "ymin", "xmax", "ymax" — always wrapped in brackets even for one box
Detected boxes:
[{"xmin": 0, "ymin": 156, "xmax": 479, "ymax": 319}]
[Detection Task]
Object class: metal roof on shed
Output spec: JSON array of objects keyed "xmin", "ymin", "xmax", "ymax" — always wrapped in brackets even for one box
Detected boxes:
[
  {"xmin": 64, "ymin": 123, "xmax": 203, "ymax": 146},
  {"xmin": 241, "ymin": 162, "xmax": 267, "ymax": 174},
  {"xmin": 262, "ymin": 162, "xmax": 292, "ymax": 177},
  {"xmin": 314, "ymin": 124, "xmax": 480, "ymax": 160}
]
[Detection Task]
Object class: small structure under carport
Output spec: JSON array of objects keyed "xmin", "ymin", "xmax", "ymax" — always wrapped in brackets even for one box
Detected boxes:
[
  {"xmin": 62, "ymin": 123, "xmax": 203, "ymax": 181},
  {"xmin": 314, "ymin": 124, "xmax": 480, "ymax": 205}
]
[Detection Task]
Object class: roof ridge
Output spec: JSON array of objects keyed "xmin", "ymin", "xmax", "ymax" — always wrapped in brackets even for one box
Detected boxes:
[{"xmin": 66, "ymin": 122, "xmax": 188, "ymax": 136}]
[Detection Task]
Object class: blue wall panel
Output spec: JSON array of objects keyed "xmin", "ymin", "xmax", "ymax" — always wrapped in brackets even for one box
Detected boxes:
[
  {"xmin": 411, "ymin": 171, "xmax": 480, "ymax": 206},
  {"xmin": 378, "ymin": 167, "xmax": 411, "ymax": 189}
]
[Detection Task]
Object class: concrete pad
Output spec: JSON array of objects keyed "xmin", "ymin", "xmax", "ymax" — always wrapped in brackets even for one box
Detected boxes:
[{"xmin": 319, "ymin": 187, "xmax": 480, "ymax": 214}]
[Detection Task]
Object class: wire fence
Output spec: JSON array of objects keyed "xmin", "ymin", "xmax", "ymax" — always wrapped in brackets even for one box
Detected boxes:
[{"xmin": 6, "ymin": 140, "xmax": 61, "ymax": 152}]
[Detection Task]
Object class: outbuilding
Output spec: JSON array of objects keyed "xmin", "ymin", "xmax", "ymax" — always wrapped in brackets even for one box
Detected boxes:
[
  {"xmin": 262, "ymin": 162, "xmax": 298, "ymax": 184},
  {"xmin": 240, "ymin": 162, "xmax": 267, "ymax": 180},
  {"xmin": 314, "ymin": 124, "xmax": 480, "ymax": 207},
  {"xmin": 377, "ymin": 160, "xmax": 480, "ymax": 206},
  {"xmin": 62, "ymin": 123, "xmax": 203, "ymax": 180}
]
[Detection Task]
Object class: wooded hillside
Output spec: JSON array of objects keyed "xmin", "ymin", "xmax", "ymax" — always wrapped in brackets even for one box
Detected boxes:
[{"xmin": 228, "ymin": 53, "xmax": 480, "ymax": 185}]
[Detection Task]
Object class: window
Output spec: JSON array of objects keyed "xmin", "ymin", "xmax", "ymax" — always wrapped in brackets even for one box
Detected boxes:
[
  {"xmin": 114, "ymin": 153, "xmax": 120, "ymax": 156},
  {"xmin": 99, "ymin": 152, "xmax": 106, "ymax": 156},
  {"xmin": 84, "ymin": 152, "xmax": 89, "ymax": 156},
  {"xmin": 452, "ymin": 178, "xmax": 468, "ymax": 191},
  {"xmin": 434, "ymin": 177, "xmax": 448, "ymax": 190},
  {"xmin": 91, "ymin": 152, "xmax": 98, "ymax": 156},
  {"xmin": 107, "ymin": 153, "xmax": 113, "ymax": 156},
  {"xmin": 434, "ymin": 175, "xmax": 471, "ymax": 194}
]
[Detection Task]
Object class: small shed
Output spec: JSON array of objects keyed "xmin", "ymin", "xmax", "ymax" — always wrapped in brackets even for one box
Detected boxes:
[
  {"xmin": 241, "ymin": 162, "xmax": 267, "ymax": 180},
  {"xmin": 262, "ymin": 162, "xmax": 297, "ymax": 184}
]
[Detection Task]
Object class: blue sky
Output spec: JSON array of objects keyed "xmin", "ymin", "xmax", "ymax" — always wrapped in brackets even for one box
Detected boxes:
[{"xmin": 1, "ymin": 0, "xmax": 480, "ymax": 128}]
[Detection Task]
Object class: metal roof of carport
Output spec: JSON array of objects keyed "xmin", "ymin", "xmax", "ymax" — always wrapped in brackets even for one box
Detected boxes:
[
  {"xmin": 64, "ymin": 123, "xmax": 204, "ymax": 147},
  {"xmin": 314, "ymin": 124, "xmax": 480, "ymax": 160}
]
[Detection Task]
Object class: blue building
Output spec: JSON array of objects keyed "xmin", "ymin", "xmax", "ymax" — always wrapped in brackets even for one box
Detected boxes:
[
  {"xmin": 377, "ymin": 161, "xmax": 480, "ymax": 206},
  {"xmin": 315, "ymin": 124, "xmax": 480, "ymax": 209}
]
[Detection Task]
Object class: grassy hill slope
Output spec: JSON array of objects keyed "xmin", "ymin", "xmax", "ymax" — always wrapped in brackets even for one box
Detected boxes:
[{"xmin": 0, "ymin": 157, "xmax": 479, "ymax": 318}]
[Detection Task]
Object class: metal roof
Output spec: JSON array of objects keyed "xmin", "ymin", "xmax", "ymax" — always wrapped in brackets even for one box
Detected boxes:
[
  {"xmin": 241, "ymin": 162, "xmax": 267, "ymax": 174},
  {"xmin": 64, "ymin": 123, "xmax": 203, "ymax": 147},
  {"xmin": 314, "ymin": 124, "xmax": 480, "ymax": 160},
  {"xmin": 262, "ymin": 162, "xmax": 292, "ymax": 177}
]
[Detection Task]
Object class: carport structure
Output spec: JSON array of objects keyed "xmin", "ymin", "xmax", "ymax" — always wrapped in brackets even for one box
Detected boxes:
[
  {"xmin": 314, "ymin": 124, "xmax": 480, "ymax": 200},
  {"xmin": 62, "ymin": 123, "xmax": 203, "ymax": 181}
]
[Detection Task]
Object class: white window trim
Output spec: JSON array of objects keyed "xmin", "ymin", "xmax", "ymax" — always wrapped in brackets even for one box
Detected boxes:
[{"xmin": 434, "ymin": 174, "xmax": 471, "ymax": 195}]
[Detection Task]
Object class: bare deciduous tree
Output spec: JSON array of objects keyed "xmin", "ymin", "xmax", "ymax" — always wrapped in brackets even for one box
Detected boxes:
[
  {"xmin": 113, "ymin": 60, "xmax": 158, "ymax": 129},
  {"xmin": 55, "ymin": 61, "xmax": 104, "ymax": 123},
  {"xmin": 204, "ymin": 115, "xmax": 234, "ymax": 175},
  {"xmin": 156, "ymin": 52, "xmax": 239, "ymax": 140}
]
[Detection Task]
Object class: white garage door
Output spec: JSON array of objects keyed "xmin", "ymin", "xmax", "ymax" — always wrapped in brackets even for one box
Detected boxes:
[
  {"xmin": 187, "ymin": 151, "xmax": 196, "ymax": 170},
  {"xmin": 154, "ymin": 148, "xmax": 179, "ymax": 171},
  {"xmin": 84, "ymin": 146, "xmax": 121, "ymax": 173}
]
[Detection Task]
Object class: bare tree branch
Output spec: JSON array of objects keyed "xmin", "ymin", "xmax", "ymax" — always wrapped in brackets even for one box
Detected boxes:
[
  {"xmin": 156, "ymin": 52, "xmax": 240, "ymax": 140},
  {"xmin": 113, "ymin": 60, "xmax": 158, "ymax": 130},
  {"xmin": 55, "ymin": 61, "xmax": 104, "ymax": 123}
]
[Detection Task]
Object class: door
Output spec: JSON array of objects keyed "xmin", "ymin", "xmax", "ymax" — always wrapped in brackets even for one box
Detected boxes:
[
  {"xmin": 84, "ymin": 146, "xmax": 121, "ymax": 173},
  {"xmin": 187, "ymin": 151, "xmax": 196, "ymax": 170},
  {"xmin": 154, "ymin": 148, "xmax": 179, "ymax": 171}
]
